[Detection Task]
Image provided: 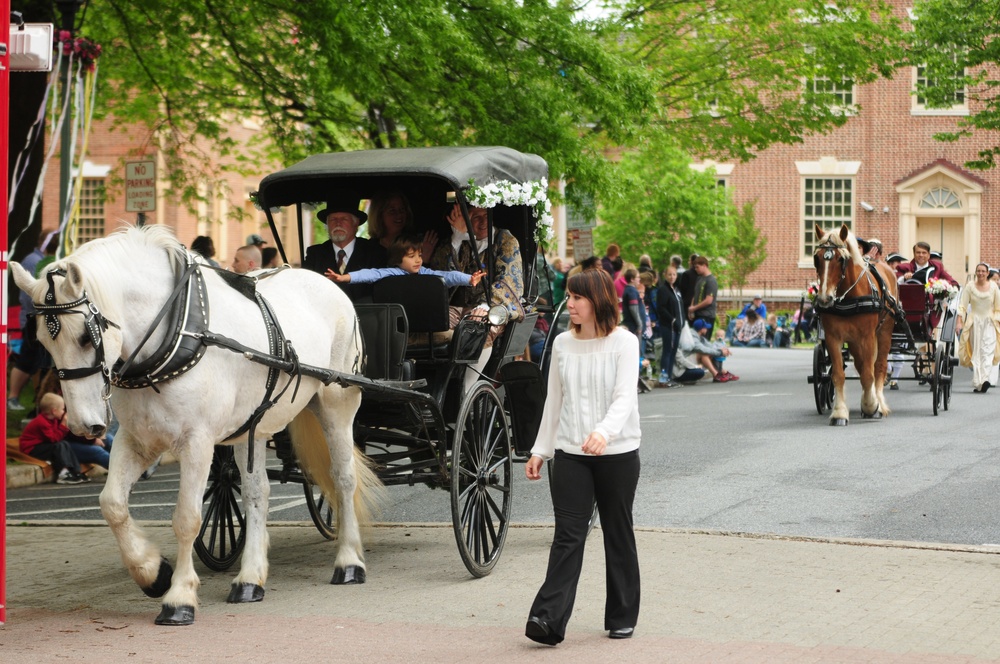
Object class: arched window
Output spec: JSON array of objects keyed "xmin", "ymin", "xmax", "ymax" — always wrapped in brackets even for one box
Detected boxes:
[{"xmin": 919, "ymin": 187, "xmax": 961, "ymax": 209}]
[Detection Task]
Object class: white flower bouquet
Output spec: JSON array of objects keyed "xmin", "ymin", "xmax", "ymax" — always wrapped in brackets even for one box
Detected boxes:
[{"xmin": 925, "ymin": 278, "xmax": 958, "ymax": 300}]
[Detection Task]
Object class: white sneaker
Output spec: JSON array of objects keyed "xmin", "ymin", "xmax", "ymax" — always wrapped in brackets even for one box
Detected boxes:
[{"xmin": 56, "ymin": 469, "xmax": 84, "ymax": 485}]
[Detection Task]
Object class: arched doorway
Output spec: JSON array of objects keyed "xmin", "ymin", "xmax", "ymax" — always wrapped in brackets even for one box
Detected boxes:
[{"xmin": 896, "ymin": 161, "xmax": 985, "ymax": 284}]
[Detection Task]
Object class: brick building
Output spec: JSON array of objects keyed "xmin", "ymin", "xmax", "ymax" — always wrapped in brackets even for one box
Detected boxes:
[
  {"xmin": 38, "ymin": 115, "xmax": 300, "ymax": 266},
  {"xmin": 692, "ymin": 0, "xmax": 1000, "ymax": 305}
]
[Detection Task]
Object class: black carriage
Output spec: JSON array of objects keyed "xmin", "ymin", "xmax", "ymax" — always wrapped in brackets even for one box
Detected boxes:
[
  {"xmin": 809, "ymin": 282, "xmax": 958, "ymax": 416},
  {"xmin": 196, "ymin": 147, "xmax": 551, "ymax": 577}
]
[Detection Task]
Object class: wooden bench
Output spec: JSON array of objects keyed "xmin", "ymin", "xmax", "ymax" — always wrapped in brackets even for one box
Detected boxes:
[
  {"xmin": 6, "ymin": 437, "xmax": 96, "ymax": 481},
  {"xmin": 7, "ymin": 437, "xmax": 54, "ymax": 479}
]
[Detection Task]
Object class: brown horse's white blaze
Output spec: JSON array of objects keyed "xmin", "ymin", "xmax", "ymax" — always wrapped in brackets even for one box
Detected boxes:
[{"xmin": 813, "ymin": 224, "xmax": 898, "ymax": 425}]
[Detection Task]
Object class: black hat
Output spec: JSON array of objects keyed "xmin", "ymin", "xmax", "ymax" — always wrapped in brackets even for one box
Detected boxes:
[
  {"xmin": 930, "ymin": 251, "xmax": 942, "ymax": 260},
  {"xmin": 886, "ymin": 253, "xmax": 905, "ymax": 263},
  {"xmin": 317, "ymin": 195, "xmax": 367, "ymax": 224}
]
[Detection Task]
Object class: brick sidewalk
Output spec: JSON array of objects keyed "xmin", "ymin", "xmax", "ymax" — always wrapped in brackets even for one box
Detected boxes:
[{"xmin": 3, "ymin": 524, "xmax": 999, "ymax": 662}]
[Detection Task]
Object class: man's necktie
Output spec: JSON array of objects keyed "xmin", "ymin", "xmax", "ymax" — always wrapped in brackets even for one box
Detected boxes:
[{"xmin": 337, "ymin": 249, "xmax": 346, "ymax": 274}]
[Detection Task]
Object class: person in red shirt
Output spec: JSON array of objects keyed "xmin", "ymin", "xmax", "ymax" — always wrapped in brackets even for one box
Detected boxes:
[{"xmin": 20, "ymin": 393, "xmax": 89, "ymax": 485}]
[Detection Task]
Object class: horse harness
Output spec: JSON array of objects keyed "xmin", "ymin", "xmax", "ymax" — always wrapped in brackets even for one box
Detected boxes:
[
  {"xmin": 33, "ymin": 256, "xmax": 344, "ymax": 474},
  {"xmin": 814, "ymin": 243, "xmax": 907, "ymax": 335}
]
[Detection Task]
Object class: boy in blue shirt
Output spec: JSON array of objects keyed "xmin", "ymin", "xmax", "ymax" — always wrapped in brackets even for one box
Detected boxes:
[{"xmin": 330, "ymin": 235, "xmax": 484, "ymax": 288}]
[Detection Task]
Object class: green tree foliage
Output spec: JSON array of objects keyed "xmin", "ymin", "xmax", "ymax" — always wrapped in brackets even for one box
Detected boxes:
[
  {"xmin": 12, "ymin": 0, "xmax": 905, "ymax": 239},
  {"xmin": 725, "ymin": 201, "xmax": 768, "ymax": 295},
  {"xmin": 615, "ymin": 0, "xmax": 904, "ymax": 161},
  {"xmin": 907, "ymin": 0, "xmax": 1000, "ymax": 169},
  {"xmin": 85, "ymin": 0, "xmax": 654, "ymax": 208},
  {"xmin": 594, "ymin": 136, "xmax": 736, "ymax": 269}
]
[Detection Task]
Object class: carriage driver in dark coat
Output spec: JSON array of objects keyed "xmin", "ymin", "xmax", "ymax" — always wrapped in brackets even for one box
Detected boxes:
[
  {"xmin": 304, "ymin": 195, "xmax": 388, "ymax": 302},
  {"xmin": 895, "ymin": 241, "xmax": 959, "ymax": 287}
]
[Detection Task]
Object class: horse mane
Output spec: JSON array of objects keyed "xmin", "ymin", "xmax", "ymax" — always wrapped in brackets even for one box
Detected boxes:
[
  {"xmin": 52, "ymin": 225, "xmax": 188, "ymax": 322},
  {"xmin": 819, "ymin": 227, "xmax": 866, "ymax": 268}
]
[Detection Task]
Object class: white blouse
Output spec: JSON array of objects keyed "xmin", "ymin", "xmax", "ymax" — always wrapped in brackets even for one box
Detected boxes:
[{"xmin": 530, "ymin": 327, "xmax": 642, "ymax": 459}]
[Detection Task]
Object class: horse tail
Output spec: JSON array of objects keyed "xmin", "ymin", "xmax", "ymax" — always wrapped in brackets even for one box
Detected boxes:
[{"xmin": 286, "ymin": 409, "xmax": 385, "ymax": 532}]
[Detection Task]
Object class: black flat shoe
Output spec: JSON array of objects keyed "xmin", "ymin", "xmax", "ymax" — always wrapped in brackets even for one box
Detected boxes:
[
  {"xmin": 525, "ymin": 617, "xmax": 560, "ymax": 646},
  {"xmin": 609, "ymin": 627, "xmax": 634, "ymax": 639},
  {"xmin": 984, "ymin": 382, "xmax": 992, "ymax": 394}
]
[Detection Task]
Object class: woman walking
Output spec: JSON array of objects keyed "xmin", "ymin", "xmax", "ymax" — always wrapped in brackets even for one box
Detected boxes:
[
  {"xmin": 957, "ymin": 263, "xmax": 1000, "ymax": 393},
  {"xmin": 524, "ymin": 268, "xmax": 641, "ymax": 645}
]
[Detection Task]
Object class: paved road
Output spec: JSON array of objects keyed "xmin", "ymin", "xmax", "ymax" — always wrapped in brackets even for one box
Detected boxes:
[{"xmin": 8, "ymin": 348, "xmax": 1000, "ymax": 547}]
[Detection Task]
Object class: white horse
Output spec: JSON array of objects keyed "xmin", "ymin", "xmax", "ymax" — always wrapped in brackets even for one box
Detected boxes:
[{"xmin": 11, "ymin": 225, "xmax": 382, "ymax": 626}]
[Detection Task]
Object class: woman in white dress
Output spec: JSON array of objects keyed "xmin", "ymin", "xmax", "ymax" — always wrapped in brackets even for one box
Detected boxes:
[{"xmin": 957, "ymin": 263, "xmax": 1000, "ymax": 392}]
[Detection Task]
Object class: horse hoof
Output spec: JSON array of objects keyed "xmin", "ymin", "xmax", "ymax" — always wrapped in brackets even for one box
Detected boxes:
[
  {"xmin": 864, "ymin": 410, "xmax": 883, "ymax": 420},
  {"xmin": 331, "ymin": 565, "xmax": 366, "ymax": 585},
  {"xmin": 154, "ymin": 604, "xmax": 195, "ymax": 626},
  {"xmin": 227, "ymin": 583, "xmax": 265, "ymax": 603},
  {"xmin": 830, "ymin": 418, "xmax": 848, "ymax": 426},
  {"xmin": 141, "ymin": 557, "xmax": 174, "ymax": 598}
]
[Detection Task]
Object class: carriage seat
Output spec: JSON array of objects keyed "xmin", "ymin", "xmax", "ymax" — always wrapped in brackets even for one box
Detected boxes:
[
  {"xmin": 6, "ymin": 437, "xmax": 96, "ymax": 482},
  {"xmin": 373, "ymin": 275, "xmax": 453, "ymax": 360},
  {"xmin": 898, "ymin": 283, "xmax": 929, "ymax": 325},
  {"xmin": 354, "ymin": 303, "xmax": 410, "ymax": 381}
]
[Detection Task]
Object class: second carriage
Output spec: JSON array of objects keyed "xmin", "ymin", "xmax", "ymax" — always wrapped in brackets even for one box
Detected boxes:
[
  {"xmin": 809, "ymin": 281, "xmax": 958, "ymax": 416},
  {"xmin": 196, "ymin": 147, "xmax": 551, "ymax": 578}
]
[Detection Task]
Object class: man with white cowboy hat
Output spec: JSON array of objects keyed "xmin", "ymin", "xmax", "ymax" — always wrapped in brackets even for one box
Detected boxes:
[{"xmin": 304, "ymin": 194, "xmax": 387, "ymax": 301}]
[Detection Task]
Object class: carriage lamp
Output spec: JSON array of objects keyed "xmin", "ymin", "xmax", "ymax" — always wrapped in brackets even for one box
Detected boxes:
[{"xmin": 489, "ymin": 304, "xmax": 510, "ymax": 326}]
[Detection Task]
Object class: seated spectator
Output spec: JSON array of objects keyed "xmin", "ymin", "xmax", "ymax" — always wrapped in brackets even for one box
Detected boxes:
[
  {"xmin": 691, "ymin": 319, "xmax": 739, "ymax": 382},
  {"xmin": 768, "ymin": 314, "xmax": 792, "ymax": 348},
  {"xmin": 261, "ymin": 247, "xmax": 281, "ymax": 268},
  {"xmin": 19, "ymin": 393, "xmax": 94, "ymax": 484},
  {"xmin": 672, "ymin": 347, "xmax": 706, "ymax": 384},
  {"xmin": 733, "ymin": 309, "xmax": 767, "ymax": 347},
  {"xmin": 231, "ymin": 245, "xmax": 261, "ymax": 274},
  {"xmin": 190, "ymin": 235, "xmax": 220, "ymax": 268},
  {"xmin": 727, "ymin": 295, "xmax": 767, "ymax": 340},
  {"xmin": 793, "ymin": 303, "xmax": 815, "ymax": 343}
]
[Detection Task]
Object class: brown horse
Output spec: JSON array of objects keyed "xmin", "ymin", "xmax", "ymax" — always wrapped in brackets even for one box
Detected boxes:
[{"xmin": 813, "ymin": 224, "xmax": 898, "ymax": 425}]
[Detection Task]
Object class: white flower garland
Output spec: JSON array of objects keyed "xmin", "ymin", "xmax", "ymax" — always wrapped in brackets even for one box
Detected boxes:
[{"xmin": 465, "ymin": 179, "xmax": 553, "ymax": 245}]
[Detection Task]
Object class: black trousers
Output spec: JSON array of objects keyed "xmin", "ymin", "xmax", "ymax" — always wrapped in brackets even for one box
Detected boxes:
[
  {"xmin": 29, "ymin": 440, "xmax": 82, "ymax": 475},
  {"xmin": 529, "ymin": 449, "xmax": 641, "ymax": 639}
]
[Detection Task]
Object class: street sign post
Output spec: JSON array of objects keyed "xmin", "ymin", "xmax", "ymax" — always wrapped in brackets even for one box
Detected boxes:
[{"xmin": 125, "ymin": 160, "xmax": 156, "ymax": 213}]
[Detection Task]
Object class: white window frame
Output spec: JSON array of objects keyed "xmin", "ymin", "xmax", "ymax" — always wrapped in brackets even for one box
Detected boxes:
[
  {"xmin": 807, "ymin": 74, "xmax": 857, "ymax": 115},
  {"xmin": 77, "ymin": 178, "xmax": 107, "ymax": 246},
  {"xmin": 912, "ymin": 61, "xmax": 968, "ymax": 116}
]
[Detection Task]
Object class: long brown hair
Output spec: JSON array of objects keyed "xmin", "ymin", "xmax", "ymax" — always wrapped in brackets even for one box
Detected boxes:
[{"xmin": 566, "ymin": 268, "xmax": 619, "ymax": 337}]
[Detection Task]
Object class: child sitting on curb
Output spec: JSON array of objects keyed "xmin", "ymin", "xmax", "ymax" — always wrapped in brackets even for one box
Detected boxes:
[{"xmin": 20, "ymin": 393, "xmax": 90, "ymax": 484}]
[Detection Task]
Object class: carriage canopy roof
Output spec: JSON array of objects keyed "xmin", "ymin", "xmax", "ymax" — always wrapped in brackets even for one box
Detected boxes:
[{"xmin": 257, "ymin": 146, "xmax": 549, "ymax": 209}]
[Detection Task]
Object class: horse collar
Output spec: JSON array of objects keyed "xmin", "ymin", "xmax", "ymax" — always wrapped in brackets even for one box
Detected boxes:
[{"xmin": 112, "ymin": 260, "xmax": 210, "ymax": 390}]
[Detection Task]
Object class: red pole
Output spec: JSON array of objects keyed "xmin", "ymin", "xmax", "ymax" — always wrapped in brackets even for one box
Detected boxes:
[{"xmin": 0, "ymin": 0, "xmax": 13, "ymax": 626}]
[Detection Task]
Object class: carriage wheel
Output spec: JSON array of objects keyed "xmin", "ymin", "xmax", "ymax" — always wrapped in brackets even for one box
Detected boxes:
[
  {"xmin": 934, "ymin": 344, "xmax": 953, "ymax": 413},
  {"xmin": 943, "ymin": 343, "xmax": 954, "ymax": 411},
  {"xmin": 451, "ymin": 382, "xmax": 513, "ymax": 578},
  {"xmin": 195, "ymin": 447, "xmax": 246, "ymax": 572},
  {"xmin": 812, "ymin": 343, "xmax": 833, "ymax": 415},
  {"xmin": 931, "ymin": 346, "xmax": 942, "ymax": 416},
  {"xmin": 303, "ymin": 478, "xmax": 337, "ymax": 540}
]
